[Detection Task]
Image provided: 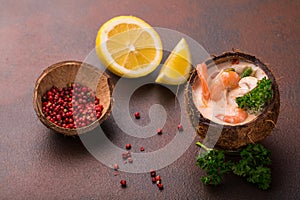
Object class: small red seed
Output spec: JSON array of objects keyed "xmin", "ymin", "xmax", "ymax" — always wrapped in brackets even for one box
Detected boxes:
[
  {"xmin": 134, "ymin": 112, "xmax": 140, "ymax": 119},
  {"xmin": 56, "ymin": 115, "xmax": 61, "ymax": 121},
  {"xmin": 152, "ymin": 177, "xmax": 156, "ymax": 183},
  {"xmin": 113, "ymin": 164, "xmax": 119, "ymax": 170},
  {"xmin": 150, "ymin": 170, "xmax": 156, "ymax": 177},
  {"xmin": 125, "ymin": 144, "xmax": 131, "ymax": 150},
  {"xmin": 47, "ymin": 91, "xmax": 53, "ymax": 96},
  {"xmin": 95, "ymin": 105, "xmax": 102, "ymax": 112},
  {"xmin": 177, "ymin": 124, "xmax": 183, "ymax": 131},
  {"xmin": 140, "ymin": 147, "xmax": 145, "ymax": 151},
  {"xmin": 157, "ymin": 128, "xmax": 162, "ymax": 135},
  {"xmin": 96, "ymin": 113, "xmax": 101, "ymax": 119},
  {"xmin": 120, "ymin": 180, "xmax": 127, "ymax": 187},
  {"xmin": 155, "ymin": 175, "xmax": 161, "ymax": 181},
  {"xmin": 157, "ymin": 183, "xmax": 164, "ymax": 190}
]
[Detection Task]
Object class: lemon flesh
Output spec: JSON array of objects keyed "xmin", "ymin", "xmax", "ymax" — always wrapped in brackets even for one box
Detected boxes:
[
  {"xmin": 155, "ymin": 38, "xmax": 192, "ymax": 85},
  {"xmin": 95, "ymin": 16, "xmax": 163, "ymax": 78}
]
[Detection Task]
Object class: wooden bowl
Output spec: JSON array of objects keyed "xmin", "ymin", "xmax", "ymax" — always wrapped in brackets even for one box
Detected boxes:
[
  {"xmin": 185, "ymin": 51, "xmax": 280, "ymax": 150},
  {"xmin": 33, "ymin": 61, "xmax": 113, "ymax": 136}
]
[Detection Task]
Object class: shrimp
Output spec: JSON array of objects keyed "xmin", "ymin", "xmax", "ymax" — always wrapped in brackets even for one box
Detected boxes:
[
  {"xmin": 196, "ymin": 63, "xmax": 210, "ymax": 106},
  {"xmin": 220, "ymin": 70, "xmax": 240, "ymax": 89},
  {"xmin": 195, "ymin": 64, "xmax": 240, "ymax": 108},
  {"xmin": 216, "ymin": 107, "xmax": 248, "ymax": 124},
  {"xmin": 210, "ymin": 70, "xmax": 240, "ymax": 101},
  {"xmin": 210, "ymin": 79, "xmax": 224, "ymax": 101}
]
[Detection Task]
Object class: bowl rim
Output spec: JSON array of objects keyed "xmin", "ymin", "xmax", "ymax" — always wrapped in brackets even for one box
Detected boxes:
[{"xmin": 33, "ymin": 60, "xmax": 113, "ymax": 135}]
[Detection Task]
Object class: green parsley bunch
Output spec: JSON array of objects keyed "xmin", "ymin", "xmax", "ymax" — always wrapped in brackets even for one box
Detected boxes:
[{"xmin": 196, "ymin": 142, "xmax": 272, "ymax": 190}]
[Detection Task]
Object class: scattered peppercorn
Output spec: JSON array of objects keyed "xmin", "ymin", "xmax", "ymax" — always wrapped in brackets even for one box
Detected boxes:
[
  {"xmin": 134, "ymin": 112, "xmax": 140, "ymax": 119},
  {"xmin": 157, "ymin": 183, "xmax": 164, "ymax": 190},
  {"xmin": 114, "ymin": 172, "xmax": 119, "ymax": 176},
  {"xmin": 120, "ymin": 180, "xmax": 127, "ymax": 187},
  {"xmin": 177, "ymin": 124, "xmax": 183, "ymax": 131},
  {"xmin": 125, "ymin": 144, "xmax": 132, "ymax": 150},
  {"xmin": 157, "ymin": 128, "xmax": 163, "ymax": 135},
  {"xmin": 151, "ymin": 177, "xmax": 156, "ymax": 183},
  {"xmin": 150, "ymin": 170, "xmax": 156, "ymax": 177},
  {"xmin": 155, "ymin": 175, "xmax": 161, "ymax": 182},
  {"xmin": 113, "ymin": 164, "xmax": 119, "ymax": 170}
]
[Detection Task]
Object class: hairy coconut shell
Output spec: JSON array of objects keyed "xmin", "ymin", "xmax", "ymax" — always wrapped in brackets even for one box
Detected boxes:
[
  {"xmin": 33, "ymin": 61, "xmax": 113, "ymax": 136},
  {"xmin": 185, "ymin": 51, "xmax": 280, "ymax": 150}
]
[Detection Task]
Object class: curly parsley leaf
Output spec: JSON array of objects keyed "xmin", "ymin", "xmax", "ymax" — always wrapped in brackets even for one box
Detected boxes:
[
  {"xmin": 196, "ymin": 142, "xmax": 232, "ymax": 186},
  {"xmin": 236, "ymin": 77, "xmax": 273, "ymax": 114},
  {"xmin": 232, "ymin": 144, "xmax": 272, "ymax": 190}
]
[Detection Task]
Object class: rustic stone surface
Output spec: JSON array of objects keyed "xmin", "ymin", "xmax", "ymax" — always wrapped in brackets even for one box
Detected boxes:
[{"xmin": 1, "ymin": 0, "xmax": 299, "ymax": 199}]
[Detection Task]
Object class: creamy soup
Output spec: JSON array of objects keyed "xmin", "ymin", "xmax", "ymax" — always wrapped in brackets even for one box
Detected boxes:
[{"xmin": 192, "ymin": 62, "xmax": 267, "ymax": 126}]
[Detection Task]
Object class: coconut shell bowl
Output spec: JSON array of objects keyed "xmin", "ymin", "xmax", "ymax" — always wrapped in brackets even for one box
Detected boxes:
[
  {"xmin": 33, "ymin": 61, "xmax": 113, "ymax": 136},
  {"xmin": 185, "ymin": 51, "xmax": 280, "ymax": 150}
]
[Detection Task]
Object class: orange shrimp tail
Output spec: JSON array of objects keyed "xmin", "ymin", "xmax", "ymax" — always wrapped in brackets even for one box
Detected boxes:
[
  {"xmin": 223, "ymin": 116, "xmax": 240, "ymax": 124},
  {"xmin": 216, "ymin": 108, "xmax": 248, "ymax": 124},
  {"xmin": 199, "ymin": 63, "xmax": 208, "ymax": 80},
  {"xmin": 196, "ymin": 63, "xmax": 211, "ymax": 105}
]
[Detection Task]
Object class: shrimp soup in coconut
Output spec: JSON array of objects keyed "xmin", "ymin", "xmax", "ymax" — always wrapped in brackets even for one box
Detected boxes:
[
  {"xmin": 194, "ymin": 62, "xmax": 266, "ymax": 126},
  {"xmin": 186, "ymin": 52, "xmax": 280, "ymax": 150}
]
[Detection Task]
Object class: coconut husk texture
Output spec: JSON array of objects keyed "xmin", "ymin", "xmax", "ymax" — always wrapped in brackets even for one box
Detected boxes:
[
  {"xmin": 185, "ymin": 51, "xmax": 280, "ymax": 150},
  {"xmin": 33, "ymin": 61, "xmax": 113, "ymax": 136}
]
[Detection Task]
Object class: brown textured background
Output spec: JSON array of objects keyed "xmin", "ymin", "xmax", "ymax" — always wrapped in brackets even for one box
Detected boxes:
[{"xmin": 1, "ymin": 0, "xmax": 299, "ymax": 199}]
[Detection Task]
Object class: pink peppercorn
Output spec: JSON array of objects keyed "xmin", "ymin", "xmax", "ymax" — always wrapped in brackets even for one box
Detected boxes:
[
  {"xmin": 150, "ymin": 170, "xmax": 156, "ymax": 177},
  {"xmin": 134, "ymin": 112, "xmax": 140, "ymax": 119},
  {"xmin": 157, "ymin": 128, "xmax": 162, "ymax": 135},
  {"xmin": 157, "ymin": 183, "xmax": 164, "ymax": 190},
  {"xmin": 120, "ymin": 180, "xmax": 127, "ymax": 187},
  {"xmin": 125, "ymin": 144, "xmax": 131, "ymax": 150},
  {"xmin": 113, "ymin": 164, "xmax": 119, "ymax": 170},
  {"xmin": 177, "ymin": 124, "xmax": 183, "ymax": 131}
]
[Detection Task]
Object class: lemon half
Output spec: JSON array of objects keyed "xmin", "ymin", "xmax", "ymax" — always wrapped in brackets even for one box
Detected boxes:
[{"xmin": 95, "ymin": 16, "xmax": 163, "ymax": 78}]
